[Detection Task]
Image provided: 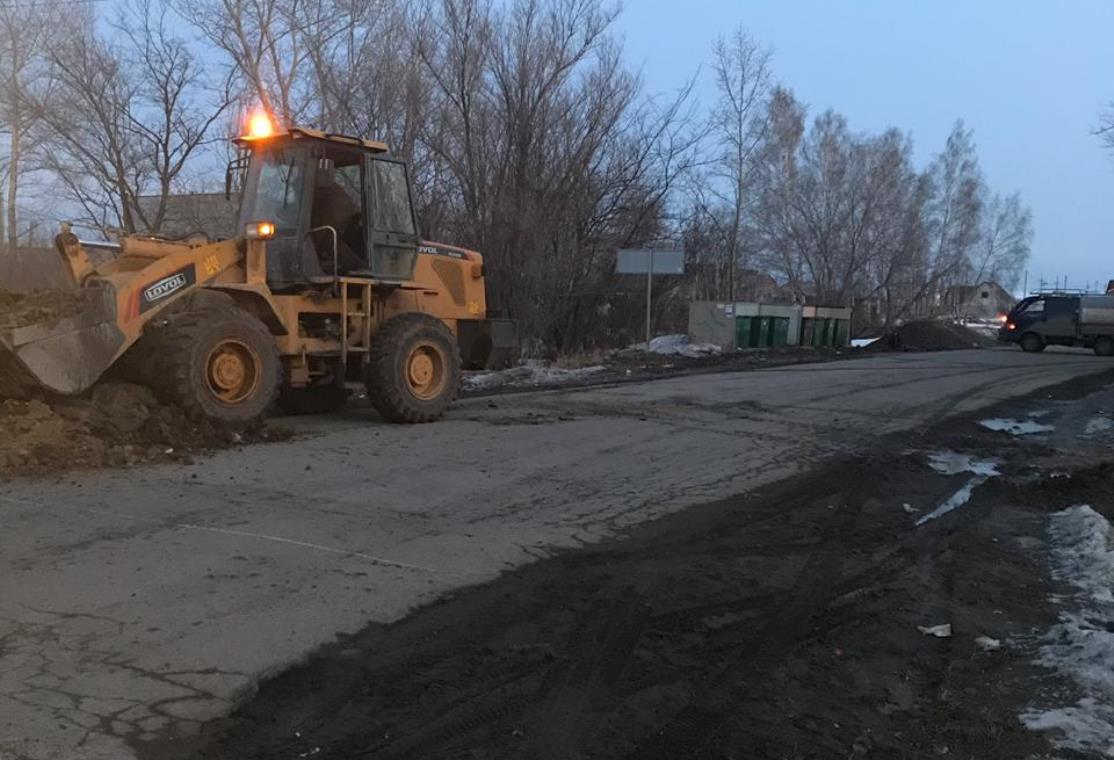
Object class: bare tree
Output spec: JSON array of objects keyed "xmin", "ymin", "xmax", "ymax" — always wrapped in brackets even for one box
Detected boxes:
[
  {"xmin": 180, "ymin": 0, "xmax": 338, "ymax": 125},
  {"xmin": 35, "ymin": 0, "xmax": 230, "ymax": 234},
  {"xmin": 969, "ymin": 191, "xmax": 1032, "ymax": 291},
  {"xmin": 1097, "ymin": 105, "xmax": 1114, "ymax": 154},
  {"xmin": 0, "ymin": 0, "xmax": 60, "ymax": 254},
  {"xmin": 691, "ymin": 27, "xmax": 772, "ymax": 300},
  {"xmin": 410, "ymin": 0, "xmax": 699, "ymax": 348}
]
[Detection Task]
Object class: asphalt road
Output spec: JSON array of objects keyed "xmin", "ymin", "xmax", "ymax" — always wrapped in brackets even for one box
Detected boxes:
[{"xmin": 1, "ymin": 347, "xmax": 1111, "ymax": 760}]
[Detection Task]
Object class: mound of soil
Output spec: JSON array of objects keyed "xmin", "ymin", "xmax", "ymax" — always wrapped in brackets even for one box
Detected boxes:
[
  {"xmin": 0, "ymin": 382, "xmax": 285, "ymax": 478},
  {"xmin": 866, "ymin": 319, "xmax": 995, "ymax": 352},
  {"xmin": 0, "ymin": 288, "xmax": 100, "ymax": 330}
]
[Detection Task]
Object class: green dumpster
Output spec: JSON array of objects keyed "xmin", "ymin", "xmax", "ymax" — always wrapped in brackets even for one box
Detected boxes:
[
  {"xmin": 734, "ymin": 316, "xmax": 752, "ymax": 350},
  {"xmin": 771, "ymin": 317, "xmax": 790, "ymax": 347},
  {"xmin": 835, "ymin": 320, "xmax": 850, "ymax": 347},
  {"xmin": 752, "ymin": 316, "xmax": 771, "ymax": 348}
]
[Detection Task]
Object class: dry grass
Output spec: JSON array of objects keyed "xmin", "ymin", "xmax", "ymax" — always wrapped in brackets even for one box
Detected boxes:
[{"xmin": 552, "ymin": 348, "xmax": 613, "ymax": 369}]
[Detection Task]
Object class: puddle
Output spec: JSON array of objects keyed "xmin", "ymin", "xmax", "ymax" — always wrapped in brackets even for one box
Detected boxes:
[
  {"xmin": 1084, "ymin": 416, "xmax": 1113, "ymax": 436},
  {"xmin": 980, "ymin": 418, "xmax": 1055, "ymax": 436},
  {"xmin": 927, "ymin": 451, "xmax": 1000, "ymax": 477},
  {"xmin": 915, "ymin": 477, "xmax": 988, "ymax": 526}
]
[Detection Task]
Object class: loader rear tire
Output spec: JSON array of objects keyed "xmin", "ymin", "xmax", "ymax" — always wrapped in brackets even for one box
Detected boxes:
[
  {"xmin": 153, "ymin": 307, "xmax": 281, "ymax": 425},
  {"xmin": 368, "ymin": 313, "xmax": 460, "ymax": 424}
]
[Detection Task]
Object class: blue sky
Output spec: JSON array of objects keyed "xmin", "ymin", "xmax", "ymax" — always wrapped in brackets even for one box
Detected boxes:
[{"xmin": 618, "ymin": 0, "xmax": 1114, "ymax": 292}]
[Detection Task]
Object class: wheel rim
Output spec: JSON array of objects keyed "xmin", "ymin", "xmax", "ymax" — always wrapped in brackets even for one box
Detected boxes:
[
  {"xmin": 205, "ymin": 339, "xmax": 262, "ymax": 405},
  {"xmin": 405, "ymin": 342, "xmax": 447, "ymax": 401}
]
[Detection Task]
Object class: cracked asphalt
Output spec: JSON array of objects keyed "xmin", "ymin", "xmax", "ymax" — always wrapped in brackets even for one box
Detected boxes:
[{"xmin": 1, "ymin": 347, "xmax": 1112, "ymax": 760}]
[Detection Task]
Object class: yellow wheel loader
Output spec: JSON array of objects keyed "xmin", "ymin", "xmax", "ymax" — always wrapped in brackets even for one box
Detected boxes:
[{"xmin": 0, "ymin": 126, "xmax": 515, "ymax": 424}]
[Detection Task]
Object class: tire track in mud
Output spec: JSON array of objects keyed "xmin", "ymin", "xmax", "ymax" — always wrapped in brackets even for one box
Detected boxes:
[{"xmin": 628, "ymin": 476, "xmax": 869, "ymax": 760}]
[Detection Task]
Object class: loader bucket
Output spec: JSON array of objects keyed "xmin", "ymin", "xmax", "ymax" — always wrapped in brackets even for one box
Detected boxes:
[{"xmin": 0, "ymin": 286, "xmax": 125, "ymax": 399}]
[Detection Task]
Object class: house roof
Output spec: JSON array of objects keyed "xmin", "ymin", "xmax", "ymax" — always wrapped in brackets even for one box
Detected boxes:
[{"xmin": 135, "ymin": 193, "xmax": 239, "ymax": 240}]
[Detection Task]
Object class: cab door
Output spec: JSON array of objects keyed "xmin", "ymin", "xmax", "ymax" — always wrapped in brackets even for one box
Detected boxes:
[{"xmin": 366, "ymin": 157, "xmax": 419, "ymax": 280}]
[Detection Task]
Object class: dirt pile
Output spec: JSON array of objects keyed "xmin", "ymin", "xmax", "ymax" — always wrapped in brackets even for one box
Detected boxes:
[
  {"xmin": 0, "ymin": 383, "xmax": 285, "ymax": 478},
  {"xmin": 866, "ymin": 319, "xmax": 995, "ymax": 352},
  {"xmin": 0, "ymin": 288, "xmax": 100, "ymax": 330}
]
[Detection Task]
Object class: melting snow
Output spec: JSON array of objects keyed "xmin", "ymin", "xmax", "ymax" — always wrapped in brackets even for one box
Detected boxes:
[
  {"xmin": 630, "ymin": 334, "xmax": 722, "ymax": 358},
  {"xmin": 927, "ymin": 451, "xmax": 1000, "ymax": 477},
  {"xmin": 462, "ymin": 361, "xmax": 607, "ymax": 392},
  {"xmin": 980, "ymin": 417, "xmax": 1055, "ymax": 435},
  {"xmin": 915, "ymin": 477, "xmax": 988, "ymax": 526},
  {"xmin": 1084, "ymin": 416, "xmax": 1114, "ymax": 436},
  {"xmin": 1020, "ymin": 505, "xmax": 1114, "ymax": 756}
]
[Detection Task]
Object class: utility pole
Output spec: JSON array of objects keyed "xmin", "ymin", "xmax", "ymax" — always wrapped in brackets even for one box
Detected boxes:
[{"xmin": 644, "ymin": 247, "xmax": 655, "ymax": 346}]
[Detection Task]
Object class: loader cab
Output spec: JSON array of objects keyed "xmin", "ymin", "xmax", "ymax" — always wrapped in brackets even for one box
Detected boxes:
[{"xmin": 234, "ymin": 129, "xmax": 420, "ymax": 289}]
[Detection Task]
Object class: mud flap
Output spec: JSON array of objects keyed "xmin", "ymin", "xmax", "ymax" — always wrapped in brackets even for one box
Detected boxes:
[{"xmin": 0, "ymin": 288, "xmax": 125, "ymax": 398}]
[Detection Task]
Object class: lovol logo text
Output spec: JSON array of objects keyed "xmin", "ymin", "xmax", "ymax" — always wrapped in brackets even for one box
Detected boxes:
[
  {"xmin": 140, "ymin": 265, "xmax": 196, "ymax": 313},
  {"xmin": 144, "ymin": 273, "xmax": 187, "ymax": 302}
]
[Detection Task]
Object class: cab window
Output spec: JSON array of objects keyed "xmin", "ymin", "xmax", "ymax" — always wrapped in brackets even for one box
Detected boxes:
[
  {"xmin": 371, "ymin": 160, "xmax": 416, "ymax": 235},
  {"xmin": 1019, "ymin": 298, "xmax": 1044, "ymax": 314},
  {"xmin": 240, "ymin": 149, "xmax": 305, "ymax": 233}
]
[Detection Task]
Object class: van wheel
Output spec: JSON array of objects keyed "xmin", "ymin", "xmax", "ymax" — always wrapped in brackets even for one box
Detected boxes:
[
  {"xmin": 1095, "ymin": 337, "xmax": 1114, "ymax": 356},
  {"xmin": 1019, "ymin": 333, "xmax": 1045, "ymax": 353}
]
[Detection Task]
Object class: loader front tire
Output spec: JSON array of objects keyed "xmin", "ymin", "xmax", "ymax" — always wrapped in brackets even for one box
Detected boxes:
[
  {"xmin": 368, "ymin": 313, "xmax": 460, "ymax": 423},
  {"xmin": 154, "ymin": 308, "xmax": 281, "ymax": 426}
]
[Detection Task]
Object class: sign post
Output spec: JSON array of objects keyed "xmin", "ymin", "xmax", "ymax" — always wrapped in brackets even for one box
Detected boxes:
[{"xmin": 616, "ymin": 248, "xmax": 684, "ymax": 346}]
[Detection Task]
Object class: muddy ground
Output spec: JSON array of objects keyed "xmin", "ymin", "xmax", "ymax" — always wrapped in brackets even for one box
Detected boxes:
[
  {"xmin": 0, "ymin": 288, "xmax": 101, "ymax": 329},
  {"xmin": 0, "ymin": 383, "xmax": 286, "ymax": 478},
  {"xmin": 164, "ymin": 371, "xmax": 1114, "ymax": 760}
]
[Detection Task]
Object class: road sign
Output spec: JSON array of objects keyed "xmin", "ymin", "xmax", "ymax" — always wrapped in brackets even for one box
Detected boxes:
[
  {"xmin": 616, "ymin": 248, "xmax": 685, "ymax": 345},
  {"xmin": 616, "ymin": 249, "xmax": 685, "ymax": 275}
]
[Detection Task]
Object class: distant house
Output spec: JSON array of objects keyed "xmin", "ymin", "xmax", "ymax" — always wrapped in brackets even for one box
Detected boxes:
[
  {"xmin": 945, "ymin": 281, "xmax": 1015, "ymax": 321},
  {"xmin": 736, "ymin": 269, "xmax": 782, "ymax": 302},
  {"xmin": 135, "ymin": 193, "xmax": 239, "ymax": 240}
]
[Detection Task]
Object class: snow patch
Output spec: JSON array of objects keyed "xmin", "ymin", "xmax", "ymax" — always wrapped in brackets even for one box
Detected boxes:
[
  {"xmin": 915, "ymin": 477, "xmax": 988, "ymax": 526},
  {"xmin": 850, "ymin": 337, "xmax": 879, "ymax": 348},
  {"xmin": 462, "ymin": 361, "xmax": 607, "ymax": 392},
  {"xmin": 1020, "ymin": 505, "xmax": 1114, "ymax": 756},
  {"xmin": 631, "ymin": 334, "xmax": 722, "ymax": 358},
  {"xmin": 1084, "ymin": 416, "xmax": 1114, "ymax": 436},
  {"xmin": 980, "ymin": 417, "xmax": 1055, "ymax": 435},
  {"xmin": 927, "ymin": 450, "xmax": 1000, "ymax": 477}
]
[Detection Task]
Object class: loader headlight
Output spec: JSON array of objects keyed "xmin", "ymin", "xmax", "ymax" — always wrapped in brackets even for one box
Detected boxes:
[{"xmin": 246, "ymin": 221, "xmax": 276, "ymax": 239}]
